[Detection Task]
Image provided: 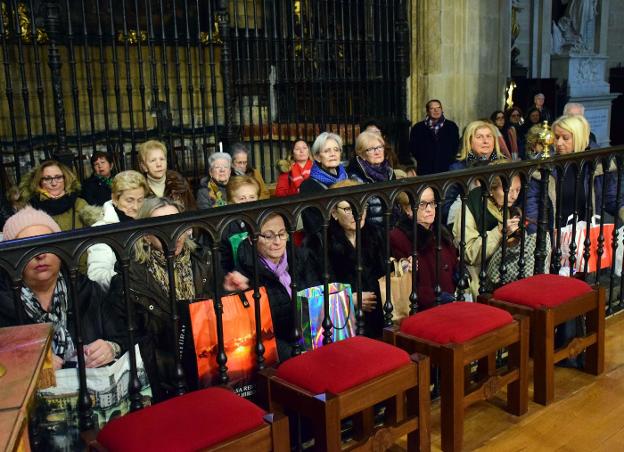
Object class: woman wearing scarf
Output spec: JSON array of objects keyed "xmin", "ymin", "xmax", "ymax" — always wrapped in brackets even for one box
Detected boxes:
[
  {"xmin": 300, "ymin": 132, "xmax": 349, "ymax": 235},
  {"xmin": 347, "ymin": 131, "xmax": 395, "ymax": 225},
  {"xmin": 197, "ymin": 152, "xmax": 232, "ymax": 209},
  {"xmin": 108, "ymin": 197, "xmax": 213, "ymax": 400},
  {"xmin": 229, "ymin": 142, "xmax": 270, "ymax": 200},
  {"xmin": 490, "ymin": 110, "xmax": 517, "ymax": 160},
  {"xmin": 453, "ymin": 172, "xmax": 522, "ymax": 299},
  {"xmin": 19, "ymin": 160, "xmax": 93, "ymax": 232},
  {"xmin": 443, "ymin": 120, "xmax": 507, "ymax": 226},
  {"xmin": 0, "ymin": 207, "xmax": 124, "ymax": 370},
  {"xmin": 87, "ymin": 170, "xmax": 149, "ymax": 290},
  {"xmin": 274, "ymin": 139, "xmax": 313, "ymax": 197},
  {"xmin": 82, "ymin": 151, "xmax": 114, "ymax": 206}
]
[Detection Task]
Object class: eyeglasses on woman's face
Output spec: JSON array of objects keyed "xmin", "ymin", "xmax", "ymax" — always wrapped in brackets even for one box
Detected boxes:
[
  {"xmin": 41, "ymin": 175, "xmax": 64, "ymax": 185},
  {"xmin": 365, "ymin": 145, "xmax": 384, "ymax": 154},
  {"xmin": 335, "ymin": 203, "xmax": 369, "ymax": 216},
  {"xmin": 417, "ymin": 201, "xmax": 437, "ymax": 210},
  {"xmin": 258, "ymin": 231, "xmax": 288, "ymax": 242}
]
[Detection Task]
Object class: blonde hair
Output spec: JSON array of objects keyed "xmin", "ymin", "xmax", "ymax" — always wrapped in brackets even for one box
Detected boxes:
[
  {"xmin": 354, "ymin": 131, "xmax": 385, "ymax": 159},
  {"xmin": 552, "ymin": 115, "xmax": 590, "ymax": 153},
  {"xmin": 457, "ymin": 120, "xmax": 505, "ymax": 161},
  {"xmin": 226, "ymin": 175, "xmax": 260, "ymax": 200},
  {"xmin": 111, "ymin": 170, "xmax": 149, "ymax": 199},
  {"xmin": 138, "ymin": 140, "xmax": 167, "ymax": 164},
  {"xmin": 29, "ymin": 160, "xmax": 79, "ymax": 194},
  {"xmin": 525, "ymin": 124, "xmax": 546, "ymax": 151}
]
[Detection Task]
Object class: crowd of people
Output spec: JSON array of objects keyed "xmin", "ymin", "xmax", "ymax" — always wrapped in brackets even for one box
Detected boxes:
[{"xmin": 0, "ymin": 96, "xmax": 619, "ymax": 399}]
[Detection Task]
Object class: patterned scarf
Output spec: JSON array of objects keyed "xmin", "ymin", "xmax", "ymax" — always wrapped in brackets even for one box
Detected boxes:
[
  {"xmin": 290, "ymin": 159, "xmax": 313, "ymax": 190},
  {"xmin": 425, "ymin": 114, "xmax": 446, "ymax": 135},
  {"xmin": 465, "ymin": 151, "xmax": 499, "ymax": 167},
  {"xmin": 309, "ymin": 161, "xmax": 347, "ymax": 187},
  {"xmin": 22, "ymin": 274, "xmax": 76, "ymax": 362},
  {"xmin": 260, "ymin": 254, "xmax": 291, "ymax": 297},
  {"xmin": 208, "ymin": 179, "xmax": 228, "ymax": 207},
  {"xmin": 146, "ymin": 246, "xmax": 196, "ymax": 302},
  {"xmin": 356, "ymin": 156, "xmax": 393, "ymax": 182}
]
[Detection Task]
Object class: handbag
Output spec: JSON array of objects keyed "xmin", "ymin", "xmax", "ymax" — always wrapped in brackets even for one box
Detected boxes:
[
  {"xmin": 296, "ymin": 283, "xmax": 356, "ymax": 350},
  {"xmin": 378, "ymin": 257, "xmax": 413, "ymax": 323},
  {"xmin": 189, "ymin": 287, "xmax": 278, "ymax": 397},
  {"xmin": 560, "ymin": 215, "xmax": 614, "ymax": 274}
]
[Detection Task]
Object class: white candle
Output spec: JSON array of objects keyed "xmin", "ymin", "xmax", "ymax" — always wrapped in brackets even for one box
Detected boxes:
[{"xmin": 219, "ymin": 141, "xmax": 223, "ymax": 153}]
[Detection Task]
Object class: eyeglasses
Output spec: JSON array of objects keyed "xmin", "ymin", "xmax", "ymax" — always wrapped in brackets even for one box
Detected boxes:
[
  {"xmin": 417, "ymin": 201, "xmax": 437, "ymax": 210},
  {"xmin": 365, "ymin": 145, "xmax": 384, "ymax": 154},
  {"xmin": 41, "ymin": 175, "xmax": 64, "ymax": 184},
  {"xmin": 336, "ymin": 204, "xmax": 368, "ymax": 215},
  {"xmin": 259, "ymin": 231, "xmax": 288, "ymax": 241}
]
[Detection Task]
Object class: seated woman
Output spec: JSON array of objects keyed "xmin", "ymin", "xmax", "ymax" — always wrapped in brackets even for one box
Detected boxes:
[
  {"xmin": 0, "ymin": 207, "xmax": 124, "ymax": 369},
  {"xmin": 82, "ymin": 151, "xmax": 115, "ymax": 206},
  {"xmin": 138, "ymin": 140, "xmax": 184, "ymax": 198},
  {"xmin": 19, "ymin": 160, "xmax": 93, "ymax": 232},
  {"xmin": 490, "ymin": 110, "xmax": 515, "ymax": 160},
  {"xmin": 87, "ymin": 170, "xmax": 149, "ymax": 290},
  {"xmin": 109, "ymin": 197, "xmax": 213, "ymax": 401},
  {"xmin": 229, "ymin": 143, "xmax": 270, "ymax": 200},
  {"xmin": 453, "ymin": 171, "xmax": 522, "ymax": 300},
  {"xmin": 274, "ymin": 139, "xmax": 313, "ymax": 197},
  {"xmin": 390, "ymin": 188, "xmax": 458, "ymax": 310},
  {"xmin": 165, "ymin": 171, "xmax": 197, "ymax": 211},
  {"xmin": 301, "ymin": 180, "xmax": 385, "ymax": 337},
  {"xmin": 197, "ymin": 152, "xmax": 232, "ymax": 209}
]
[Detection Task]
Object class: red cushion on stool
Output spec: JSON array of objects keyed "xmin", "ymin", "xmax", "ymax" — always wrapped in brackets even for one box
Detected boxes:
[
  {"xmin": 97, "ymin": 387, "xmax": 266, "ymax": 452},
  {"xmin": 400, "ymin": 302, "xmax": 513, "ymax": 344},
  {"xmin": 493, "ymin": 274, "xmax": 593, "ymax": 309},
  {"xmin": 275, "ymin": 336, "xmax": 410, "ymax": 395}
]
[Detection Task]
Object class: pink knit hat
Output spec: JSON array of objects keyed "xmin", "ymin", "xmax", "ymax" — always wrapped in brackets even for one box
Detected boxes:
[{"xmin": 2, "ymin": 206, "xmax": 61, "ymax": 241}]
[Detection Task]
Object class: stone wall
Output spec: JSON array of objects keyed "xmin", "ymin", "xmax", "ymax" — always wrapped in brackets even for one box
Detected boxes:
[{"xmin": 607, "ymin": 0, "xmax": 624, "ymax": 68}]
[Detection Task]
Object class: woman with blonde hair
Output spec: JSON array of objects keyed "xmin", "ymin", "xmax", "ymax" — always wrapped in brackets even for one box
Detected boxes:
[{"xmin": 87, "ymin": 170, "xmax": 149, "ymax": 289}]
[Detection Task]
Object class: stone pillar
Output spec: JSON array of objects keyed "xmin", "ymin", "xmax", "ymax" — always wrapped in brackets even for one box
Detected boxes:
[{"xmin": 408, "ymin": 0, "xmax": 512, "ymax": 129}]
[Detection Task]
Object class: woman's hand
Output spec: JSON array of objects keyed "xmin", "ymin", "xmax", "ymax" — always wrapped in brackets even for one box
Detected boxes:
[
  {"xmin": 502, "ymin": 216, "xmax": 520, "ymax": 236},
  {"xmin": 223, "ymin": 271, "xmax": 250, "ymax": 292},
  {"xmin": 52, "ymin": 354, "xmax": 64, "ymax": 370},
  {"xmin": 353, "ymin": 291, "xmax": 377, "ymax": 312},
  {"xmin": 84, "ymin": 339, "xmax": 115, "ymax": 368}
]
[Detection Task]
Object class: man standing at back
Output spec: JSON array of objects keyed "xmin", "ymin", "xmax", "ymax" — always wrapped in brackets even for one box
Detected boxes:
[{"xmin": 408, "ymin": 99, "xmax": 460, "ymax": 175}]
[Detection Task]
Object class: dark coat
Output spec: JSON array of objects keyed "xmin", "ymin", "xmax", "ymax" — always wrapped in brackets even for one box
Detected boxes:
[
  {"xmin": 0, "ymin": 273, "xmax": 126, "ymax": 359},
  {"xmin": 301, "ymin": 221, "xmax": 386, "ymax": 337},
  {"xmin": 109, "ymin": 246, "xmax": 213, "ymax": 401},
  {"xmin": 81, "ymin": 174, "xmax": 112, "ymax": 206},
  {"xmin": 220, "ymin": 220, "xmax": 250, "ymax": 274},
  {"xmin": 390, "ymin": 218, "xmax": 458, "ymax": 310},
  {"xmin": 408, "ymin": 120, "xmax": 460, "ymax": 175},
  {"xmin": 347, "ymin": 156, "xmax": 395, "ymax": 226},
  {"xmin": 299, "ymin": 174, "xmax": 329, "ymax": 236}
]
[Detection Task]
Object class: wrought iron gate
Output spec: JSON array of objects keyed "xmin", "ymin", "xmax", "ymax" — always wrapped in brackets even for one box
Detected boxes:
[{"xmin": 0, "ymin": 0, "xmax": 410, "ymax": 189}]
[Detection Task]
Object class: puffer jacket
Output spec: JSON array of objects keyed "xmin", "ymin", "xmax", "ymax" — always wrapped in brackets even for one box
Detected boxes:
[
  {"xmin": 87, "ymin": 200, "xmax": 121, "ymax": 290},
  {"xmin": 196, "ymin": 176, "xmax": 227, "ymax": 209}
]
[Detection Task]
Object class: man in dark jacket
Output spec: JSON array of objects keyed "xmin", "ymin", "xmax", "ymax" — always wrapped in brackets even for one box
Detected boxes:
[
  {"xmin": 82, "ymin": 151, "xmax": 114, "ymax": 206},
  {"xmin": 408, "ymin": 99, "xmax": 460, "ymax": 175}
]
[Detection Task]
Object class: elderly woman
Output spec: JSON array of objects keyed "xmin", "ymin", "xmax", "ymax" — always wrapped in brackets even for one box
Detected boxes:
[
  {"xmin": 109, "ymin": 197, "xmax": 213, "ymax": 400},
  {"xmin": 390, "ymin": 188, "xmax": 458, "ymax": 310},
  {"xmin": 300, "ymin": 132, "xmax": 349, "ymax": 235},
  {"xmin": 301, "ymin": 180, "xmax": 385, "ymax": 337},
  {"xmin": 347, "ymin": 131, "xmax": 395, "ymax": 225},
  {"xmin": 19, "ymin": 160, "xmax": 92, "ymax": 232},
  {"xmin": 443, "ymin": 120, "xmax": 507, "ymax": 225},
  {"xmin": 0, "ymin": 207, "xmax": 124, "ymax": 369},
  {"xmin": 453, "ymin": 172, "xmax": 522, "ymax": 299},
  {"xmin": 87, "ymin": 170, "xmax": 149, "ymax": 290},
  {"xmin": 197, "ymin": 152, "xmax": 232, "ymax": 209},
  {"xmin": 229, "ymin": 143, "xmax": 270, "ymax": 200},
  {"xmin": 275, "ymin": 139, "xmax": 313, "ymax": 197}
]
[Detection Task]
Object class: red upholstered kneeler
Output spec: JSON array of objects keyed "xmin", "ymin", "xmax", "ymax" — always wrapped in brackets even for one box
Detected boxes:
[
  {"xmin": 258, "ymin": 336, "xmax": 431, "ymax": 452},
  {"xmin": 89, "ymin": 387, "xmax": 289, "ymax": 452},
  {"xmin": 384, "ymin": 302, "xmax": 529, "ymax": 452},
  {"xmin": 479, "ymin": 274, "xmax": 605, "ymax": 405}
]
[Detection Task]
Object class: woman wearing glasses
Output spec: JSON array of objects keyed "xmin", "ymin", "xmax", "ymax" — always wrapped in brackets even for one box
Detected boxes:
[
  {"xmin": 347, "ymin": 131, "xmax": 395, "ymax": 225},
  {"xmin": 390, "ymin": 187, "xmax": 458, "ymax": 310},
  {"xmin": 18, "ymin": 160, "xmax": 93, "ymax": 232}
]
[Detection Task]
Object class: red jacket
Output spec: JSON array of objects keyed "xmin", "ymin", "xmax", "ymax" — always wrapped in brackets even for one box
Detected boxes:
[{"xmin": 274, "ymin": 160, "xmax": 312, "ymax": 197}]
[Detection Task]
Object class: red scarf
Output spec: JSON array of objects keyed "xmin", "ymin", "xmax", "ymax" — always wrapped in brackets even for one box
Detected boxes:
[{"xmin": 289, "ymin": 159, "xmax": 312, "ymax": 191}]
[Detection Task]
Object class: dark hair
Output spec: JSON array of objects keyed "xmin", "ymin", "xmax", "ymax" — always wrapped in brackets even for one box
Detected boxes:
[
  {"xmin": 426, "ymin": 99, "xmax": 442, "ymax": 110},
  {"xmin": 164, "ymin": 170, "xmax": 197, "ymax": 211},
  {"xmin": 360, "ymin": 118, "xmax": 384, "ymax": 132},
  {"xmin": 505, "ymin": 106, "xmax": 523, "ymax": 123},
  {"xmin": 525, "ymin": 107, "xmax": 542, "ymax": 124},
  {"xmin": 90, "ymin": 151, "xmax": 113, "ymax": 168}
]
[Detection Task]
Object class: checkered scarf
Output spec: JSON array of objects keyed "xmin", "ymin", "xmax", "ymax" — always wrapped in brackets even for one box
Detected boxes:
[{"xmin": 425, "ymin": 114, "xmax": 446, "ymax": 135}]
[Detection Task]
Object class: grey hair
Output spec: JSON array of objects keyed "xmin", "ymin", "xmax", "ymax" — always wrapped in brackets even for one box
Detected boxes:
[
  {"xmin": 229, "ymin": 142, "xmax": 249, "ymax": 158},
  {"xmin": 563, "ymin": 102, "xmax": 585, "ymax": 116},
  {"xmin": 208, "ymin": 152, "xmax": 232, "ymax": 169},
  {"xmin": 311, "ymin": 132, "xmax": 343, "ymax": 158}
]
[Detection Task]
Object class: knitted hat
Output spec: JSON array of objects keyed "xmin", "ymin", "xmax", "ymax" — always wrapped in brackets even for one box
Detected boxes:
[{"xmin": 2, "ymin": 206, "xmax": 61, "ymax": 241}]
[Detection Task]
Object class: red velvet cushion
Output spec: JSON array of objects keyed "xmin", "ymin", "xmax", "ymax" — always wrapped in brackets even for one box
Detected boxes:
[
  {"xmin": 275, "ymin": 336, "xmax": 410, "ymax": 394},
  {"xmin": 97, "ymin": 387, "xmax": 266, "ymax": 452},
  {"xmin": 400, "ymin": 302, "xmax": 513, "ymax": 344},
  {"xmin": 493, "ymin": 274, "xmax": 593, "ymax": 309}
]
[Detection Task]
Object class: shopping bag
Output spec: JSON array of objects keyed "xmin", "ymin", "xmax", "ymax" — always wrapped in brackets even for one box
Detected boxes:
[
  {"xmin": 189, "ymin": 287, "xmax": 278, "ymax": 398},
  {"xmin": 560, "ymin": 215, "xmax": 614, "ymax": 274},
  {"xmin": 378, "ymin": 258, "xmax": 412, "ymax": 323},
  {"xmin": 296, "ymin": 283, "xmax": 356, "ymax": 350},
  {"xmin": 36, "ymin": 345, "xmax": 151, "ymax": 449}
]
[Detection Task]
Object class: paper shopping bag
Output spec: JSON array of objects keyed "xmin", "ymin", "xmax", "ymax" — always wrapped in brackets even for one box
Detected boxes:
[
  {"xmin": 189, "ymin": 287, "xmax": 278, "ymax": 398},
  {"xmin": 296, "ymin": 283, "xmax": 356, "ymax": 350},
  {"xmin": 378, "ymin": 258, "xmax": 413, "ymax": 323}
]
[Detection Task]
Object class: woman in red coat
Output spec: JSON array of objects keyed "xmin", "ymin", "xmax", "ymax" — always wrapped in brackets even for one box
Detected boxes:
[
  {"xmin": 274, "ymin": 139, "xmax": 313, "ymax": 197},
  {"xmin": 390, "ymin": 187, "xmax": 458, "ymax": 310}
]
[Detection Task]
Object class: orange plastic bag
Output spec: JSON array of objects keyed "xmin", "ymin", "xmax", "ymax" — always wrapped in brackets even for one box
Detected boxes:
[{"xmin": 189, "ymin": 287, "xmax": 278, "ymax": 397}]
